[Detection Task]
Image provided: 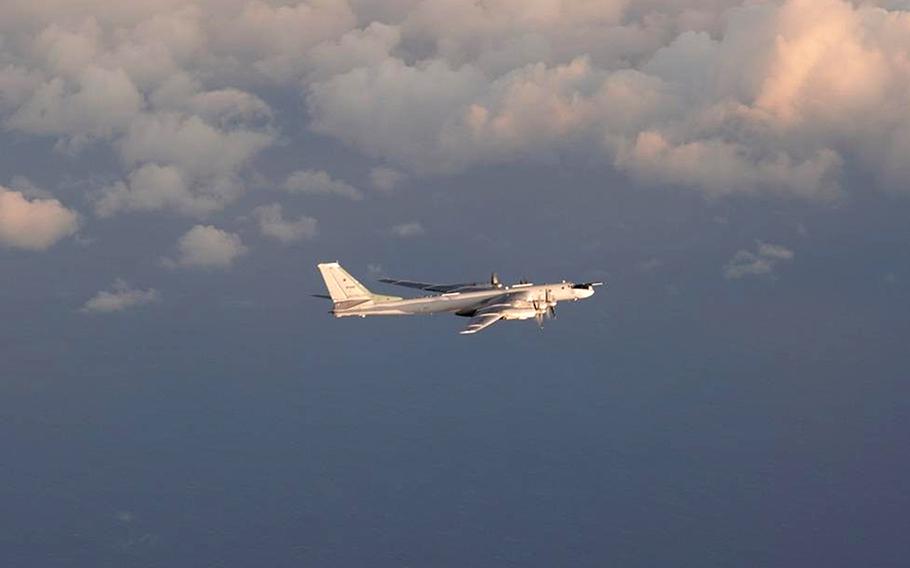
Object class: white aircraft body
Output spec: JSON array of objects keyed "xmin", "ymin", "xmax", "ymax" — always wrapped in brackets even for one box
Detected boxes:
[{"xmin": 316, "ymin": 262, "xmax": 602, "ymax": 335}]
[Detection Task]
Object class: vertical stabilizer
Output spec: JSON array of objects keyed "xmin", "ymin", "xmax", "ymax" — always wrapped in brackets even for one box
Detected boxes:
[{"xmin": 317, "ymin": 262, "xmax": 372, "ymax": 307}]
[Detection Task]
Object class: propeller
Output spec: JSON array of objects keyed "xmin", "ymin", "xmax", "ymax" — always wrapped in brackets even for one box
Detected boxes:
[{"xmin": 533, "ymin": 289, "xmax": 557, "ymax": 329}]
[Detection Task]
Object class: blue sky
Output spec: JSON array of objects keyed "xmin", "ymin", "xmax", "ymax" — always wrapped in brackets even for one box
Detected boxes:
[{"xmin": 2, "ymin": 1, "xmax": 910, "ymax": 566}]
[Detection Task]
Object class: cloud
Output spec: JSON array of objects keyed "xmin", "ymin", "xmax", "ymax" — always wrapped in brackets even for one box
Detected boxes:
[
  {"xmin": 117, "ymin": 113, "xmax": 272, "ymax": 180},
  {"xmin": 369, "ymin": 166, "xmax": 407, "ymax": 192},
  {"xmin": 165, "ymin": 224, "xmax": 247, "ymax": 269},
  {"xmin": 96, "ymin": 164, "xmax": 200, "ymax": 217},
  {"xmin": 80, "ymin": 279, "xmax": 160, "ymax": 313},
  {"xmin": 302, "ymin": 0, "xmax": 910, "ymax": 197},
  {"xmin": 391, "ymin": 221, "xmax": 425, "ymax": 238},
  {"xmin": 8, "ymin": 66, "xmax": 143, "ymax": 146},
  {"xmin": 94, "ymin": 112, "xmax": 273, "ymax": 217},
  {"xmin": 306, "ymin": 21, "xmax": 402, "ymax": 81},
  {"xmin": 253, "ymin": 203, "xmax": 317, "ymax": 243},
  {"xmin": 214, "ymin": 0, "xmax": 357, "ymax": 82},
  {"xmin": 0, "ymin": 186, "xmax": 79, "ymax": 250},
  {"xmin": 307, "ymin": 58, "xmax": 487, "ymax": 172},
  {"xmin": 2, "ymin": 0, "xmax": 910, "ymax": 204},
  {"xmin": 0, "ymin": 9, "xmax": 275, "ymax": 217},
  {"xmin": 724, "ymin": 242, "xmax": 795, "ymax": 280},
  {"xmin": 283, "ymin": 169, "xmax": 362, "ymax": 200}
]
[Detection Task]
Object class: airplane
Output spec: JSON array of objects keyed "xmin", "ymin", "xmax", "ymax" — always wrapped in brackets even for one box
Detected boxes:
[{"xmin": 315, "ymin": 261, "xmax": 603, "ymax": 335}]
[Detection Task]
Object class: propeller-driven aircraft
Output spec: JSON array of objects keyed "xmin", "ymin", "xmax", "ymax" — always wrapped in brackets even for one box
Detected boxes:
[{"xmin": 315, "ymin": 262, "xmax": 602, "ymax": 335}]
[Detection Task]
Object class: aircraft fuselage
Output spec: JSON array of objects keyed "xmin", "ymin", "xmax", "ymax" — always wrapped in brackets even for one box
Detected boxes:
[{"xmin": 332, "ymin": 282, "xmax": 592, "ymax": 319}]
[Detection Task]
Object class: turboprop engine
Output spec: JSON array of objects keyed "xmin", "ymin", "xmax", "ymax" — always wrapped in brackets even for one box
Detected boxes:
[
  {"xmin": 499, "ymin": 307, "xmax": 539, "ymax": 321},
  {"xmin": 531, "ymin": 289, "xmax": 557, "ymax": 325}
]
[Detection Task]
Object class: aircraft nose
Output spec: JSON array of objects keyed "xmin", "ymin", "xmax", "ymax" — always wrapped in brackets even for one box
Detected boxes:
[{"xmin": 577, "ymin": 287, "xmax": 594, "ymax": 299}]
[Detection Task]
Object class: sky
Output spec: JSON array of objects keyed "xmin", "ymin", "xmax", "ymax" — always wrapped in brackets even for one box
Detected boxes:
[{"xmin": 1, "ymin": 1, "xmax": 909, "ymax": 566}]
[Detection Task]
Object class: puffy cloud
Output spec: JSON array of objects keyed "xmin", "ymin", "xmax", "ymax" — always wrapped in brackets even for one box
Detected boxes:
[
  {"xmin": 214, "ymin": 0, "xmax": 358, "ymax": 81},
  {"xmin": 615, "ymin": 132, "xmax": 843, "ymax": 198},
  {"xmin": 94, "ymin": 164, "xmax": 227, "ymax": 218},
  {"xmin": 2, "ymin": 0, "xmax": 910, "ymax": 203},
  {"xmin": 304, "ymin": 0, "xmax": 910, "ymax": 197},
  {"xmin": 117, "ymin": 113, "xmax": 272, "ymax": 180},
  {"xmin": 80, "ymin": 279, "xmax": 160, "ymax": 313},
  {"xmin": 0, "ymin": 65, "xmax": 44, "ymax": 112},
  {"xmin": 94, "ymin": 113, "xmax": 273, "ymax": 217},
  {"xmin": 391, "ymin": 221, "xmax": 425, "ymax": 237},
  {"xmin": 253, "ymin": 203, "xmax": 318, "ymax": 243},
  {"xmin": 724, "ymin": 242, "xmax": 795, "ymax": 280},
  {"xmin": 0, "ymin": 5, "xmax": 274, "ymax": 217},
  {"xmin": 0, "ymin": 186, "xmax": 79, "ymax": 250},
  {"xmin": 150, "ymin": 75, "xmax": 272, "ymax": 125},
  {"xmin": 306, "ymin": 22, "xmax": 402, "ymax": 81},
  {"xmin": 166, "ymin": 224, "xmax": 247, "ymax": 269},
  {"xmin": 8, "ymin": 66, "xmax": 143, "ymax": 143},
  {"xmin": 308, "ymin": 58, "xmax": 487, "ymax": 172},
  {"xmin": 283, "ymin": 169, "xmax": 363, "ymax": 200}
]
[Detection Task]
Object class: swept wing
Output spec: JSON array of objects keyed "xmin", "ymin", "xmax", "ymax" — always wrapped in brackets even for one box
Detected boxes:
[
  {"xmin": 459, "ymin": 313, "xmax": 504, "ymax": 334},
  {"xmin": 458, "ymin": 291, "xmax": 532, "ymax": 335},
  {"xmin": 378, "ymin": 278, "xmax": 493, "ymax": 293}
]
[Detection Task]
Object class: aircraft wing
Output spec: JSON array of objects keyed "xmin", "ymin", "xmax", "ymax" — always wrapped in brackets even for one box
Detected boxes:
[
  {"xmin": 458, "ymin": 291, "xmax": 532, "ymax": 335},
  {"xmin": 459, "ymin": 313, "xmax": 504, "ymax": 335},
  {"xmin": 378, "ymin": 278, "xmax": 486, "ymax": 293}
]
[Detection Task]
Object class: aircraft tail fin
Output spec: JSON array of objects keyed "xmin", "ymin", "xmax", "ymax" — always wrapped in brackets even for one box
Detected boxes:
[{"xmin": 316, "ymin": 262, "xmax": 401, "ymax": 309}]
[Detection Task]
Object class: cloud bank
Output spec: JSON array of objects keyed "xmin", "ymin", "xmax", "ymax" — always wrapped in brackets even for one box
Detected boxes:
[{"xmin": 1, "ymin": 0, "xmax": 910, "ymax": 214}]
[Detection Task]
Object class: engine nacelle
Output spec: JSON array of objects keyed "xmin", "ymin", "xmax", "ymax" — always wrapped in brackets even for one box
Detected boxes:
[{"xmin": 499, "ymin": 307, "xmax": 539, "ymax": 321}]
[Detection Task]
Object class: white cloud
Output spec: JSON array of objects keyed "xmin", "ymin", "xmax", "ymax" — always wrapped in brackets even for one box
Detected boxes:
[
  {"xmin": 8, "ymin": 65, "xmax": 143, "ymax": 144},
  {"xmin": 1, "ymin": 0, "xmax": 910, "ymax": 203},
  {"xmin": 0, "ymin": 186, "xmax": 79, "ymax": 250},
  {"xmin": 303, "ymin": 0, "xmax": 910, "ymax": 197},
  {"xmin": 81, "ymin": 279, "xmax": 160, "ymax": 313},
  {"xmin": 307, "ymin": 57, "xmax": 487, "ymax": 172},
  {"xmin": 0, "ymin": 65, "xmax": 44, "ymax": 112},
  {"xmin": 724, "ymin": 241, "xmax": 795, "ymax": 280},
  {"xmin": 0, "ymin": 7, "xmax": 276, "ymax": 217},
  {"xmin": 151, "ymin": 75, "xmax": 272, "ymax": 126},
  {"xmin": 253, "ymin": 203, "xmax": 317, "ymax": 243},
  {"xmin": 369, "ymin": 166, "xmax": 407, "ymax": 192},
  {"xmin": 117, "ymin": 113, "xmax": 272, "ymax": 180},
  {"xmin": 166, "ymin": 224, "xmax": 247, "ymax": 269},
  {"xmin": 283, "ymin": 169, "xmax": 362, "ymax": 200},
  {"xmin": 390, "ymin": 221, "xmax": 425, "ymax": 238},
  {"xmin": 306, "ymin": 22, "xmax": 402, "ymax": 81},
  {"xmin": 93, "ymin": 111, "xmax": 273, "ymax": 217},
  {"xmin": 213, "ymin": 0, "xmax": 357, "ymax": 82}
]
